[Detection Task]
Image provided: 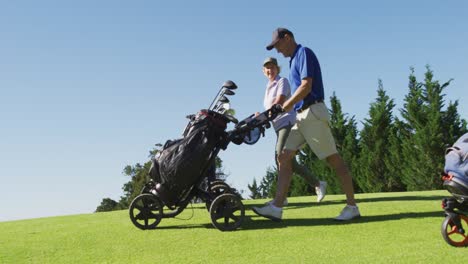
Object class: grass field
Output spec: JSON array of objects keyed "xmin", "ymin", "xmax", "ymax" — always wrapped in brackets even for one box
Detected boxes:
[{"xmin": 0, "ymin": 190, "xmax": 466, "ymax": 263}]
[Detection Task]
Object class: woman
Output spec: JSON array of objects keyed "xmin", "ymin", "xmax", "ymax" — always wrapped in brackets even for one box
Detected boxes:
[{"xmin": 261, "ymin": 57, "xmax": 327, "ymax": 205}]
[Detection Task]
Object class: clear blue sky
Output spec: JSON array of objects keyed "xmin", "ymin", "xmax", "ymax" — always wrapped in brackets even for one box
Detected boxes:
[{"xmin": 1, "ymin": 1, "xmax": 466, "ymax": 221}]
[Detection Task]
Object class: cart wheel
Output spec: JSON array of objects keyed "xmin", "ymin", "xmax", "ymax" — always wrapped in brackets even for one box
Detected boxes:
[
  {"xmin": 209, "ymin": 193, "xmax": 244, "ymax": 231},
  {"xmin": 441, "ymin": 214, "xmax": 468, "ymax": 247},
  {"xmin": 205, "ymin": 184, "xmax": 232, "ymax": 211},
  {"xmin": 209, "ymin": 180, "xmax": 231, "ymax": 189},
  {"xmin": 129, "ymin": 194, "xmax": 163, "ymax": 230}
]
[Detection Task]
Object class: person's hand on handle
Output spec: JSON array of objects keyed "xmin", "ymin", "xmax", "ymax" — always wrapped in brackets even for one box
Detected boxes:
[
  {"xmin": 271, "ymin": 104, "xmax": 284, "ymax": 114},
  {"xmin": 268, "ymin": 104, "xmax": 284, "ymax": 120}
]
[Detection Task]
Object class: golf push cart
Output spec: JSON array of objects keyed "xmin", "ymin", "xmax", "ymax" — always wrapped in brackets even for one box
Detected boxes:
[
  {"xmin": 440, "ymin": 173, "xmax": 468, "ymax": 247},
  {"xmin": 128, "ymin": 80, "xmax": 282, "ymax": 231},
  {"xmin": 440, "ymin": 137, "xmax": 468, "ymax": 247}
]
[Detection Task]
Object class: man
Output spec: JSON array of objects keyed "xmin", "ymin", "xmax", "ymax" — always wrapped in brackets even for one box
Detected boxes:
[
  {"xmin": 252, "ymin": 28, "xmax": 361, "ymax": 221},
  {"xmin": 261, "ymin": 57, "xmax": 327, "ymax": 206}
]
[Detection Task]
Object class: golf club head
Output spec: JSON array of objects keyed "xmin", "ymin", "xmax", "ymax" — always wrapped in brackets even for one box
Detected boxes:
[
  {"xmin": 222, "ymin": 80, "xmax": 237, "ymax": 90},
  {"xmin": 223, "ymin": 88, "xmax": 235, "ymax": 96},
  {"xmin": 218, "ymin": 95, "xmax": 230, "ymax": 103},
  {"xmin": 209, "ymin": 80, "xmax": 237, "ymax": 111}
]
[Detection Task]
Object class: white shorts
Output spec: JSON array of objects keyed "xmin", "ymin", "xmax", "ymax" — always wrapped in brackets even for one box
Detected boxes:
[{"xmin": 283, "ymin": 102, "xmax": 337, "ymax": 160}]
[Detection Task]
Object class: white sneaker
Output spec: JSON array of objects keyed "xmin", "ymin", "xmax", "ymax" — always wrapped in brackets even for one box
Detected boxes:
[
  {"xmin": 315, "ymin": 181, "xmax": 327, "ymax": 202},
  {"xmin": 334, "ymin": 205, "xmax": 361, "ymax": 221},
  {"xmin": 265, "ymin": 198, "xmax": 288, "ymax": 206},
  {"xmin": 252, "ymin": 204, "xmax": 282, "ymax": 222}
]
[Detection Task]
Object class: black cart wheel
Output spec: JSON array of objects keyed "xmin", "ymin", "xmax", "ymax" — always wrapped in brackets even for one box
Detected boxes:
[
  {"xmin": 209, "ymin": 180, "xmax": 231, "ymax": 189},
  {"xmin": 441, "ymin": 214, "xmax": 468, "ymax": 247},
  {"xmin": 205, "ymin": 184, "xmax": 232, "ymax": 211},
  {"xmin": 209, "ymin": 193, "xmax": 244, "ymax": 231},
  {"xmin": 129, "ymin": 194, "xmax": 163, "ymax": 230}
]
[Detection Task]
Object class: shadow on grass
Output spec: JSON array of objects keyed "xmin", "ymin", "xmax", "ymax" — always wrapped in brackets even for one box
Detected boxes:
[
  {"xmin": 150, "ymin": 211, "xmax": 444, "ymax": 231},
  {"xmin": 262, "ymin": 195, "xmax": 448, "ymax": 211},
  {"xmin": 149, "ymin": 215, "xmax": 288, "ymax": 231},
  {"xmin": 154, "ymin": 223, "xmax": 214, "ymax": 230},
  {"xmin": 280, "ymin": 211, "xmax": 444, "ymax": 227},
  {"xmin": 147, "ymin": 195, "xmax": 448, "ymax": 231},
  {"xmin": 355, "ymin": 195, "xmax": 447, "ymax": 203}
]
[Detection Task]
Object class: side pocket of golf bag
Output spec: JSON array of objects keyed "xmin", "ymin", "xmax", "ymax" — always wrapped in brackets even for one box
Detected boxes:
[
  {"xmin": 157, "ymin": 130, "xmax": 217, "ymax": 206},
  {"xmin": 148, "ymin": 158, "xmax": 161, "ymax": 183},
  {"xmin": 148, "ymin": 139, "xmax": 182, "ymax": 183}
]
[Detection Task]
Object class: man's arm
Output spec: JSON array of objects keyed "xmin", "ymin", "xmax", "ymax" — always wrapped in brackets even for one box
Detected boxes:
[{"xmin": 282, "ymin": 77, "xmax": 312, "ymax": 112}]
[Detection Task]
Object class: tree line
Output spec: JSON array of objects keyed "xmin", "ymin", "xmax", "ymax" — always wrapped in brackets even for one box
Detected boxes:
[{"xmin": 248, "ymin": 66, "xmax": 467, "ymax": 199}]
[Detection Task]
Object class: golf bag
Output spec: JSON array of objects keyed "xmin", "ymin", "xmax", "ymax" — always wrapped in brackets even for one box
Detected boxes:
[
  {"xmin": 443, "ymin": 133, "xmax": 468, "ymax": 200},
  {"xmin": 440, "ymin": 133, "xmax": 468, "ymax": 247},
  {"xmin": 151, "ymin": 110, "xmax": 228, "ymax": 206}
]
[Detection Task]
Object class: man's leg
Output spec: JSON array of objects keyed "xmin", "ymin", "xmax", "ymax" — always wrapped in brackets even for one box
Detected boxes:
[
  {"xmin": 297, "ymin": 103, "xmax": 359, "ymax": 220},
  {"xmin": 252, "ymin": 124, "xmax": 304, "ymax": 221},
  {"xmin": 277, "ymin": 126, "xmax": 320, "ymax": 187},
  {"xmin": 326, "ymin": 153, "xmax": 360, "ymax": 221},
  {"xmin": 325, "ymin": 153, "xmax": 356, "ymax": 206},
  {"xmin": 273, "ymin": 149, "xmax": 296, "ymax": 208},
  {"xmin": 251, "ymin": 149, "xmax": 295, "ymax": 221}
]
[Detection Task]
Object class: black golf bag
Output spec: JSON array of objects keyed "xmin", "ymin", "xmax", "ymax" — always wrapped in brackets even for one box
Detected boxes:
[{"xmin": 150, "ymin": 109, "xmax": 228, "ymax": 207}]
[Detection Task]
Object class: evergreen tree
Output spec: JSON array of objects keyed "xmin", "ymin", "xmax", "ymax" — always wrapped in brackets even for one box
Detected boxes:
[
  {"xmin": 441, "ymin": 100, "xmax": 468, "ymax": 147},
  {"xmin": 399, "ymin": 68, "xmax": 428, "ymax": 190},
  {"xmin": 328, "ymin": 93, "xmax": 360, "ymax": 194},
  {"xmin": 399, "ymin": 66, "xmax": 464, "ymax": 190},
  {"xmin": 384, "ymin": 119, "xmax": 406, "ymax": 191},
  {"xmin": 356, "ymin": 80, "xmax": 396, "ymax": 192},
  {"xmin": 288, "ymin": 173, "xmax": 311, "ymax": 197},
  {"xmin": 247, "ymin": 178, "xmax": 261, "ymax": 199},
  {"xmin": 329, "ymin": 94, "xmax": 361, "ymax": 193},
  {"xmin": 258, "ymin": 167, "xmax": 277, "ymax": 198}
]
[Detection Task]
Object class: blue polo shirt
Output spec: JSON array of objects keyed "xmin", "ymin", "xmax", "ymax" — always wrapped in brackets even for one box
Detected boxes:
[{"xmin": 289, "ymin": 44, "xmax": 325, "ymax": 111}]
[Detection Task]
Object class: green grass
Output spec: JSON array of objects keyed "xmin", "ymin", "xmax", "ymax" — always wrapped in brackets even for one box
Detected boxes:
[{"xmin": 0, "ymin": 190, "xmax": 466, "ymax": 263}]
